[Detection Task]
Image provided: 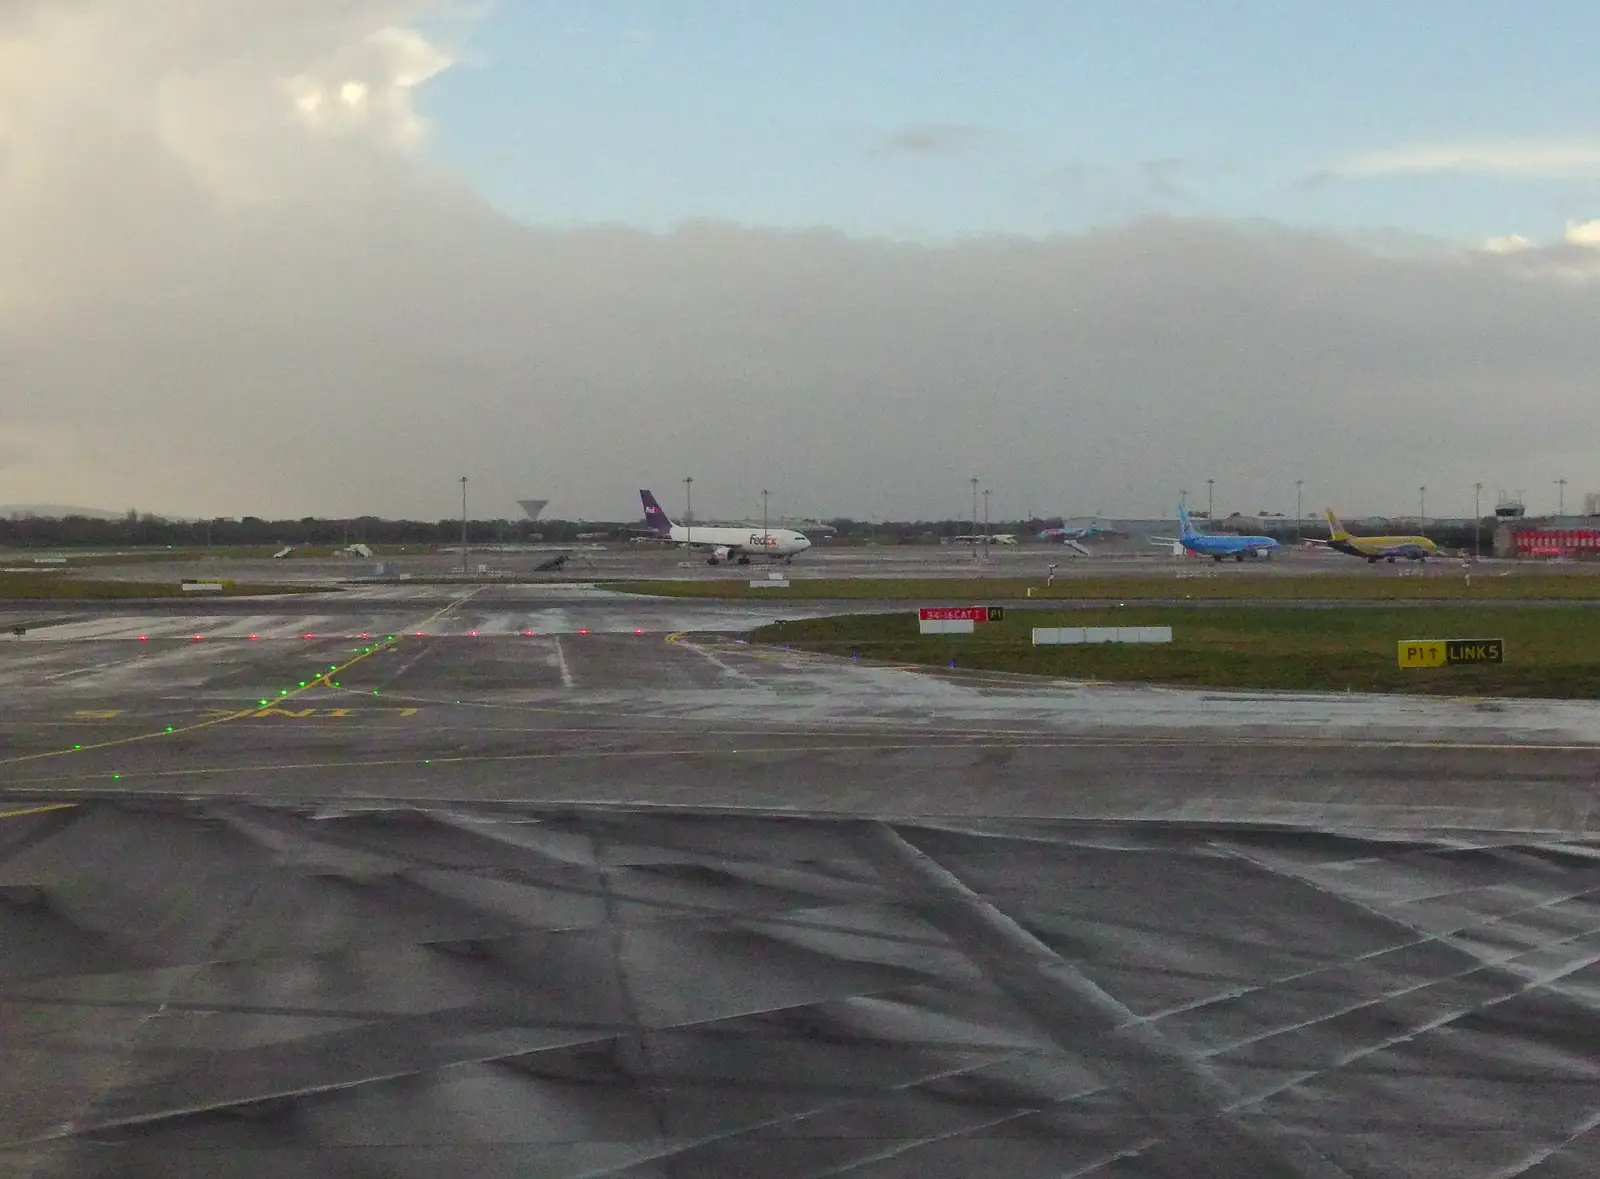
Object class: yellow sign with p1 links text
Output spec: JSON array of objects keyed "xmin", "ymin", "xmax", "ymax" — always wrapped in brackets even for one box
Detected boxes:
[{"xmin": 1398, "ymin": 638, "xmax": 1503, "ymax": 668}]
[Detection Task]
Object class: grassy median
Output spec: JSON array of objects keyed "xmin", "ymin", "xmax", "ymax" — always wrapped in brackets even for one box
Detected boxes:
[
  {"xmin": 0, "ymin": 574, "xmax": 326, "ymax": 600},
  {"xmin": 750, "ymin": 606, "xmax": 1600, "ymax": 697},
  {"xmin": 608, "ymin": 571, "xmax": 1600, "ymax": 603}
]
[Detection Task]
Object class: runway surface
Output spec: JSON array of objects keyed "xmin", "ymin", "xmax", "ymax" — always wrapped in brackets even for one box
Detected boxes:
[
  {"xmin": 52, "ymin": 536, "xmax": 1553, "ymax": 588},
  {"xmin": 3, "ymin": 583, "xmax": 1598, "ymax": 1177}
]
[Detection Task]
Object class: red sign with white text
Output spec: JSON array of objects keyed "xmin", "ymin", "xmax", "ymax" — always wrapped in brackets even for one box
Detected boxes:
[{"xmin": 918, "ymin": 607, "xmax": 999, "ymax": 622}]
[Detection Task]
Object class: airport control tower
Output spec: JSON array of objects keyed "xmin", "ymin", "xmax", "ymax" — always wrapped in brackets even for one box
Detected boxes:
[{"xmin": 517, "ymin": 499, "xmax": 550, "ymax": 521}]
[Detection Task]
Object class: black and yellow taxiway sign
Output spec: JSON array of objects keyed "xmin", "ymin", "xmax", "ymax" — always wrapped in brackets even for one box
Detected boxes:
[{"xmin": 1398, "ymin": 638, "xmax": 1504, "ymax": 668}]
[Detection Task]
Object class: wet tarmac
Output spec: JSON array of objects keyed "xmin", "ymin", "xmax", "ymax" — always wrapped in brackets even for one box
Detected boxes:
[
  {"xmin": 3, "ymin": 584, "xmax": 1598, "ymax": 1177},
  {"xmin": 54, "ymin": 538, "xmax": 1566, "ymax": 589}
]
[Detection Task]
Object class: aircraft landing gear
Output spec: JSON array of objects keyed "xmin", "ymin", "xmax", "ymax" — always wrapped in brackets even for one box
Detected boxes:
[
  {"xmin": 1235, "ymin": 553, "xmax": 1245, "ymax": 563},
  {"xmin": 736, "ymin": 555, "xmax": 752, "ymax": 566}
]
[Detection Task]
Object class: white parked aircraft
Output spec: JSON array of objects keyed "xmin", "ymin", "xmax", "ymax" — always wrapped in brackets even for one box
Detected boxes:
[{"xmin": 639, "ymin": 490, "xmax": 812, "ymax": 565}]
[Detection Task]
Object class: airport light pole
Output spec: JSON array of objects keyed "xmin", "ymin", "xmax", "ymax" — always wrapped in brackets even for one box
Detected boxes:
[
  {"xmin": 1206, "ymin": 479, "xmax": 1214, "ymax": 523},
  {"xmin": 1556, "ymin": 477, "xmax": 1567, "ymax": 516},
  {"xmin": 983, "ymin": 488, "xmax": 991, "ymax": 557},
  {"xmin": 1419, "ymin": 485, "xmax": 1426, "ymax": 528},
  {"xmin": 1179, "ymin": 488, "xmax": 1188, "ymax": 512},
  {"xmin": 684, "ymin": 477, "xmax": 693, "ymax": 548},
  {"xmin": 1294, "ymin": 480, "xmax": 1303, "ymax": 541},
  {"xmin": 970, "ymin": 477, "xmax": 979, "ymax": 561},
  {"xmin": 1473, "ymin": 482, "xmax": 1483, "ymax": 559},
  {"xmin": 762, "ymin": 488, "xmax": 769, "ymax": 545},
  {"xmin": 459, "ymin": 476, "xmax": 468, "ymax": 574}
]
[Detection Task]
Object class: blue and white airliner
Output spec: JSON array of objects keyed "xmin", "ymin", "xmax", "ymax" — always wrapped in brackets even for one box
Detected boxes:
[{"xmin": 1171, "ymin": 506, "xmax": 1280, "ymax": 562}]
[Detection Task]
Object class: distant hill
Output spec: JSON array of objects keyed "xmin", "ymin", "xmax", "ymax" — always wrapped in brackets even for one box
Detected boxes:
[
  {"xmin": 0, "ymin": 504, "xmax": 182, "ymax": 521},
  {"xmin": 1, "ymin": 504, "xmax": 124, "ymax": 520}
]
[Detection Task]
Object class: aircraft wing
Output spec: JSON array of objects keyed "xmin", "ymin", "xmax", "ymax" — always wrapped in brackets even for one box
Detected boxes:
[{"xmin": 628, "ymin": 528, "xmax": 715, "ymax": 549}]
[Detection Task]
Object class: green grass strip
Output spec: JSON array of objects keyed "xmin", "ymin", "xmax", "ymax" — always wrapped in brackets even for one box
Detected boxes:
[
  {"xmin": 606, "ymin": 572, "xmax": 1600, "ymax": 603},
  {"xmin": 752, "ymin": 605, "xmax": 1600, "ymax": 698}
]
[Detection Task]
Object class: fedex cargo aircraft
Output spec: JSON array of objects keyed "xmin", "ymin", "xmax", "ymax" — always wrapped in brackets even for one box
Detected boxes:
[{"xmin": 639, "ymin": 490, "xmax": 812, "ymax": 565}]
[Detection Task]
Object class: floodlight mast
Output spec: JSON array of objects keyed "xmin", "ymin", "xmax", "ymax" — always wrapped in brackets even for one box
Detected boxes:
[{"xmin": 459, "ymin": 476, "xmax": 468, "ymax": 574}]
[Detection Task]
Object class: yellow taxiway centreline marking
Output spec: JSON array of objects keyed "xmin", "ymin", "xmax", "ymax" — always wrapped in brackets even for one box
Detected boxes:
[
  {"xmin": 0, "ymin": 802, "xmax": 76, "ymax": 820},
  {"xmin": 0, "ymin": 643, "xmax": 395, "ymax": 767},
  {"xmin": 0, "ymin": 589, "xmax": 487, "ymax": 768}
]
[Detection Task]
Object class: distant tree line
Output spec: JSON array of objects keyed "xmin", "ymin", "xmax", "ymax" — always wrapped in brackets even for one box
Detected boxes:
[
  {"xmin": 0, "ymin": 512, "xmax": 1502, "ymax": 550},
  {"xmin": 0, "ymin": 514, "xmax": 636, "ymax": 549},
  {"xmin": 0, "ymin": 513, "xmax": 1071, "ymax": 548}
]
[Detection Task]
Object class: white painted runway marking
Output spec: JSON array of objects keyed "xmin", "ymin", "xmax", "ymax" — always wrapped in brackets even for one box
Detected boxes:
[
  {"xmin": 552, "ymin": 636, "xmax": 574, "ymax": 688},
  {"xmin": 17, "ymin": 616, "xmax": 356, "ymax": 641},
  {"xmin": 671, "ymin": 636, "xmax": 762, "ymax": 687}
]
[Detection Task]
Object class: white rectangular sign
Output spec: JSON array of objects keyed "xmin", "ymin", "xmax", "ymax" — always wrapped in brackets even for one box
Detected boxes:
[
  {"xmin": 920, "ymin": 618, "xmax": 976, "ymax": 635},
  {"xmin": 1032, "ymin": 625, "xmax": 1171, "ymax": 645}
]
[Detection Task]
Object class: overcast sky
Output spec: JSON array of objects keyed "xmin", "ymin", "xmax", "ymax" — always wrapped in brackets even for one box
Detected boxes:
[{"xmin": 3, "ymin": 1, "xmax": 1598, "ymax": 523}]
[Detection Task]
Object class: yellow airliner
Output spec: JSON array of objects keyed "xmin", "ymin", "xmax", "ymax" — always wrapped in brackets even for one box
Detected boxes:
[{"xmin": 1323, "ymin": 509, "xmax": 1437, "ymax": 563}]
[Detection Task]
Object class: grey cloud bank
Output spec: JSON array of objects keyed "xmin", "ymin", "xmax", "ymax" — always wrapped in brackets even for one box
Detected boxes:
[
  {"xmin": 871, "ymin": 122, "xmax": 1004, "ymax": 158},
  {"xmin": 2, "ymin": 3, "xmax": 1598, "ymax": 523}
]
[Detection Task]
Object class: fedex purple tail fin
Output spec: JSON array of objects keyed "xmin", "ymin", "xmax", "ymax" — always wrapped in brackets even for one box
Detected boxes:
[{"xmin": 639, "ymin": 490, "xmax": 675, "ymax": 536}]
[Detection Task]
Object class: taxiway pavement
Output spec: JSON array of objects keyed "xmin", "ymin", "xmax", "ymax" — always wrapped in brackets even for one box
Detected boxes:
[
  {"xmin": 2, "ymin": 583, "xmax": 1596, "ymax": 831},
  {"xmin": 3, "ymin": 583, "xmax": 1598, "ymax": 1177}
]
